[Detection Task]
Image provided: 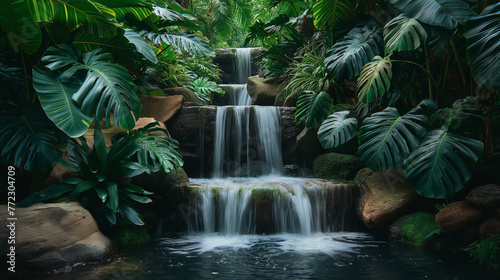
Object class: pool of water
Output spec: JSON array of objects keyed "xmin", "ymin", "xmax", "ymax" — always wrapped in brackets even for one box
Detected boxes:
[{"xmin": 18, "ymin": 232, "xmax": 498, "ymax": 280}]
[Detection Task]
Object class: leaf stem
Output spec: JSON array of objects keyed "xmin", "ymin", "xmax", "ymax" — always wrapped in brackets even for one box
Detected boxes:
[
  {"xmin": 391, "ymin": 59, "xmax": 442, "ymax": 101},
  {"xmin": 424, "ymin": 44, "xmax": 432, "ymax": 100}
]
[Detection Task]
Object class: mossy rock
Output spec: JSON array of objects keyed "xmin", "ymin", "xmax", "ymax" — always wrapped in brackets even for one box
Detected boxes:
[
  {"xmin": 401, "ymin": 212, "xmax": 440, "ymax": 247},
  {"xmin": 109, "ymin": 225, "xmax": 151, "ymax": 247},
  {"xmin": 313, "ymin": 153, "xmax": 365, "ymax": 180}
]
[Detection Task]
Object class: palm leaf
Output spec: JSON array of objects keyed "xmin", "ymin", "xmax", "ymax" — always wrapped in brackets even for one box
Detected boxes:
[
  {"xmin": 0, "ymin": 0, "xmax": 41, "ymax": 54},
  {"xmin": 404, "ymin": 130, "xmax": 483, "ymax": 198},
  {"xmin": 384, "ymin": 14, "xmax": 428, "ymax": 54},
  {"xmin": 389, "ymin": 0, "xmax": 470, "ymax": 30},
  {"xmin": 325, "ymin": 25, "xmax": 383, "ymax": 82},
  {"xmin": 295, "ymin": 91, "xmax": 334, "ymax": 129},
  {"xmin": 358, "ymin": 100, "xmax": 434, "ymax": 171},
  {"xmin": 465, "ymin": 3, "xmax": 500, "ymax": 90},
  {"xmin": 317, "ymin": 110, "xmax": 358, "ymax": 149},
  {"xmin": 33, "ymin": 68, "xmax": 93, "ymax": 137},
  {"xmin": 313, "ymin": 0, "xmax": 356, "ymax": 30},
  {"xmin": 124, "ymin": 29, "xmax": 157, "ymax": 63},
  {"xmin": 41, "ymin": 45, "xmax": 141, "ymax": 130},
  {"xmin": 357, "ymin": 56, "xmax": 392, "ymax": 104},
  {"xmin": 0, "ymin": 103, "xmax": 63, "ymax": 171},
  {"xmin": 95, "ymin": 0, "xmax": 151, "ymax": 21},
  {"xmin": 140, "ymin": 31, "xmax": 214, "ymax": 56}
]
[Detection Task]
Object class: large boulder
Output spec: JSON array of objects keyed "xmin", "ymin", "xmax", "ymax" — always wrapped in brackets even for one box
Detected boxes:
[
  {"xmin": 313, "ymin": 153, "xmax": 364, "ymax": 180},
  {"xmin": 247, "ymin": 76, "xmax": 282, "ymax": 105},
  {"xmin": 466, "ymin": 184, "xmax": 500, "ymax": 208},
  {"xmin": 435, "ymin": 201, "xmax": 482, "ymax": 231},
  {"xmin": 296, "ymin": 128, "xmax": 322, "ymax": 168},
  {"xmin": 0, "ymin": 202, "xmax": 111, "ymax": 269},
  {"xmin": 479, "ymin": 218, "xmax": 500, "ymax": 238},
  {"xmin": 164, "ymin": 87, "xmax": 203, "ymax": 106},
  {"xmin": 389, "ymin": 212, "xmax": 440, "ymax": 246},
  {"xmin": 357, "ymin": 168, "xmax": 419, "ymax": 229},
  {"xmin": 139, "ymin": 95, "xmax": 184, "ymax": 123}
]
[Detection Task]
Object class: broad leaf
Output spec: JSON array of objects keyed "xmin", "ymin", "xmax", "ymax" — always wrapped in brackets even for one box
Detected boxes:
[
  {"xmin": 0, "ymin": 0, "xmax": 41, "ymax": 54},
  {"xmin": 313, "ymin": 0, "xmax": 355, "ymax": 30},
  {"xmin": 107, "ymin": 181, "xmax": 119, "ymax": 212},
  {"xmin": 187, "ymin": 77, "xmax": 224, "ymax": 105},
  {"xmin": 124, "ymin": 29, "xmax": 157, "ymax": 63},
  {"xmin": 325, "ymin": 25, "xmax": 383, "ymax": 82},
  {"xmin": 103, "ymin": 202, "xmax": 117, "ymax": 225},
  {"xmin": 18, "ymin": 183, "xmax": 74, "ymax": 207},
  {"xmin": 465, "ymin": 3, "xmax": 500, "ymax": 90},
  {"xmin": 41, "ymin": 46, "xmax": 141, "ymax": 130},
  {"xmin": 295, "ymin": 91, "xmax": 334, "ymax": 128},
  {"xmin": 0, "ymin": 103, "xmax": 63, "ymax": 171},
  {"xmin": 404, "ymin": 130, "xmax": 483, "ymax": 198},
  {"xmin": 126, "ymin": 193, "xmax": 152, "ymax": 204},
  {"xmin": 358, "ymin": 101, "xmax": 431, "ymax": 171},
  {"xmin": 389, "ymin": 0, "xmax": 470, "ymax": 30},
  {"xmin": 357, "ymin": 56, "xmax": 392, "ymax": 104},
  {"xmin": 33, "ymin": 68, "xmax": 93, "ymax": 137},
  {"xmin": 95, "ymin": 0, "xmax": 151, "ymax": 21},
  {"xmin": 119, "ymin": 204, "xmax": 144, "ymax": 225},
  {"xmin": 384, "ymin": 14, "xmax": 428, "ymax": 54},
  {"xmin": 140, "ymin": 31, "xmax": 214, "ymax": 56},
  {"xmin": 318, "ymin": 111, "xmax": 358, "ymax": 149}
]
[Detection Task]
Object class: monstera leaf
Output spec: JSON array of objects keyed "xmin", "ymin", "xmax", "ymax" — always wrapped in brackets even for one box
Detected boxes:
[
  {"xmin": 140, "ymin": 31, "xmax": 214, "ymax": 56},
  {"xmin": 0, "ymin": 0, "xmax": 41, "ymax": 54},
  {"xmin": 313, "ymin": 0, "xmax": 356, "ymax": 30},
  {"xmin": 358, "ymin": 100, "xmax": 436, "ymax": 171},
  {"xmin": 465, "ymin": 3, "xmax": 500, "ymax": 90},
  {"xmin": 404, "ymin": 130, "xmax": 483, "ymax": 198},
  {"xmin": 357, "ymin": 56, "xmax": 392, "ymax": 104},
  {"xmin": 96, "ymin": 0, "xmax": 151, "ymax": 21},
  {"xmin": 384, "ymin": 14, "xmax": 428, "ymax": 54},
  {"xmin": 39, "ymin": 45, "xmax": 140, "ymax": 130},
  {"xmin": 295, "ymin": 91, "xmax": 334, "ymax": 129},
  {"xmin": 389, "ymin": 0, "xmax": 470, "ymax": 30},
  {"xmin": 0, "ymin": 103, "xmax": 64, "ymax": 171},
  {"xmin": 317, "ymin": 111, "xmax": 358, "ymax": 149},
  {"xmin": 325, "ymin": 25, "xmax": 383, "ymax": 82}
]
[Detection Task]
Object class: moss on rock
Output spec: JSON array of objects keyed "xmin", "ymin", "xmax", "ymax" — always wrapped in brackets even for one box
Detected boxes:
[
  {"xmin": 313, "ymin": 153, "xmax": 365, "ymax": 180},
  {"xmin": 401, "ymin": 212, "xmax": 440, "ymax": 247}
]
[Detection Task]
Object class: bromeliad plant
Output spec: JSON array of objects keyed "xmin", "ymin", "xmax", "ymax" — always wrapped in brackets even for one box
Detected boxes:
[{"xmin": 19, "ymin": 122, "xmax": 183, "ymax": 226}]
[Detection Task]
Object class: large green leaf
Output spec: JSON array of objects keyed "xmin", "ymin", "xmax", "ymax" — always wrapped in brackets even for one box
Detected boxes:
[
  {"xmin": 465, "ymin": 3, "xmax": 500, "ymax": 90},
  {"xmin": 0, "ymin": 103, "xmax": 63, "ymax": 171},
  {"xmin": 325, "ymin": 25, "xmax": 383, "ymax": 82},
  {"xmin": 295, "ymin": 91, "xmax": 334, "ymax": 129},
  {"xmin": 26, "ymin": 0, "xmax": 119, "ymax": 37},
  {"xmin": 119, "ymin": 204, "xmax": 144, "ymax": 225},
  {"xmin": 140, "ymin": 31, "xmax": 214, "ymax": 56},
  {"xmin": 358, "ymin": 101, "xmax": 433, "ymax": 171},
  {"xmin": 41, "ymin": 45, "xmax": 141, "ymax": 130},
  {"xmin": 384, "ymin": 14, "xmax": 428, "ymax": 54},
  {"xmin": 317, "ymin": 110, "xmax": 358, "ymax": 149},
  {"xmin": 404, "ymin": 130, "xmax": 483, "ymax": 198},
  {"xmin": 313, "ymin": 0, "xmax": 355, "ymax": 30},
  {"xmin": 33, "ymin": 68, "xmax": 93, "ymax": 137},
  {"xmin": 124, "ymin": 29, "xmax": 157, "ymax": 63},
  {"xmin": 18, "ymin": 183, "xmax": 74, "ymax": 207},
  {"xmin": 186, "ymin": 77, "xmax": 224, "ymax": 105},
  {"xmin": 357, "ymin": 56, "xmax": 392, "ymax": 104},
  {"xmin": 95, "ymin": 0, "xmax": 151, "ymax": 21},
  {"xmin": 389, "ymin": 0, "xmax": 470, "ymax": 30},
  {"xmin": 0, "ymin": 0, "xmax": 41, "ymax": 54}
]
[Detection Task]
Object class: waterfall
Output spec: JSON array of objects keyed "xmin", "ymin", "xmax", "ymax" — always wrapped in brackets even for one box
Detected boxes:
[
  {"xmin": 227, "ymin": 84, "xmax": 252, "ymax": 106},
  {"xmin": 234, "ymin": 48, "xmax": 253, "ymax": 84},
  {"xmin": 254, "ymin": 107, "xmax": 283, "ymax": 176}
]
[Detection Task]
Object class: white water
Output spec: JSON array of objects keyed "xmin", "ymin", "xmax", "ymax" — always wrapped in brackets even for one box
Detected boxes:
[{"xmin": 235, "ymin": 48, "xmax": 253, "ymax": 84}]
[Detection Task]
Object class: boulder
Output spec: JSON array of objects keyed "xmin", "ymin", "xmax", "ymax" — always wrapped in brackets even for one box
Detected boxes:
[
  {"xmin": 44, "ymin": 152, "xmax": 80, "ymax": 186},
  {"xmin": 283, "ymin": 91, "xmax": 300, "ymax": 107},
  {"xmin": 139, "ymin": 95, "xmax": 184, "ymax": 123},
  {"xmin": 164, "ymin": 87, "xmax": 203, "ymax": 105},
  {"xmin": 389, "ymin": 212, "xmax": 440, "ymax": 246},
  {"xmin": 133, "ymin": 117, "xmax": 168, "ymax": 137},
  {"xmin": 357, "ymin": 168, "xmax": 419, "ymax": 229},
  {"xmin": 466, "ymin": 184, "xmax": 500, "ymax": 208},
  {"xmin": 247, "ymin": 76, "xmax": 282, "ymax": 105},
  {"xmin": 0, "ymin": 202, "xmax": 111, "ymax": 269},
  {"xmin": 313, "ymin": 153, "xmax": 364, "ymax": 180},
  {"xmin": 479, "ymin": 218, "xmax": 500, "ymax": 238},
  {"xmin": 435, "ymin": 201, "xmax": 482, "ymax": 231},
  {"xmin": 281, "ymin": 107, "xmax": 301, "ymax": 165},
  {"xmin": 296, "ymin": 128, "xmax": 322, "ymax": 168}
]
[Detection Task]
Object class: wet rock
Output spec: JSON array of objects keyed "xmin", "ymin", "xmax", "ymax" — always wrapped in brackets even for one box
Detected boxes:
[
  {"xmin": 283, "ymin": 91, "xmax": 300, "ymax": 107},
  {"xmin": 0, "ymin": 202, "xmax": 111, "ymax": 269},
  {"xmin": 435, "ymin": 201, "xmax": 482, "ymax": 231},
  {"xmin": 296, "ymin": 128, "xmax": 322, "ymax": 168},
  {"xmin": 357, "ymin": 168, "xmax": 419, "ymax": 229},
  {"xmin": 466, "ymin": 184, "xmax": 500, "ymax": 208},
  {"xmin": 139, "ymin": 94, "xmax": 184, "ymax": 123},
  {"xmin": 313, "ymin": 153, "xmax": 364, "ymax": 180},
  {"xmin": 247, "ymin": 76, "xmax": 282, "ymax": 105},
  {"xmin": 389, "ymin": 212, "xmax": 440, "ymax": 246},
  {"xmin": 164, "ymin": 87, "xmax": 203, "ymax": 105},
  {"xmin": 281, "ymin": 107, "xmax": 301, "ymax": 165},
  {"xmin": 479, "ymin": 218, "xmax": 500, "ymax": 238},
  {"xmin": 213, "ymin": 48, "xmax": 262, "ymax": 83}
]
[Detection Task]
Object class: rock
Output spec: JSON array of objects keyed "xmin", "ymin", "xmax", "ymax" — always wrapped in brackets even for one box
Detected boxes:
[
  {"xmin": 281, "ymin": 107, "xmax": 301, "ymax": 165},
  {"xmin": 313, "ymin": 153, "xmax": 364, "ymax": 180},
  {"xmin": 80, "ymin": 123, "xmax": 126, "ymax": 148},
  {"xmin": 164, "ymin": 87, "xmax": 203, "ymax": 105},
  {"xmin": 283, "ymin": 91, "xmax": 300, "ymax": 107},
  {"xmin": 107, "ymin": 225, "xmax": 151, "ymax": 246},
  {"xmin": 296, "ymin": 128, "xmax": 322, "ymax": 168},
  {"xmin": 466, "ymin": 184, "xmax": 500, "ymax": 207},
  {"xmin": 133, "ymin": 168, "xmax": 190, "ymax": 195},
  {"xmin": 479, "ymin": 218, "xmax": 500, "ymax": 238},
  {"xmin": 357, "ymin": 168, "xmax": 419, "ymax": 229},
  {"xmin": 139, "ymin": 95, "xmax": 184, "ymax": 123},
  {"xmin": 247, "ymin": 76, "xmax": 282, "ymax": 105},
  {"xmin": 389, "ymin": 212, "xmax": 440, "ymax": 247},
  {"xmin": 435, "ymin": 201, "xmax": 483, "ymax": 231},
  {"xmin": 213, "ymin": 48, "xmax": 262, "ymax": 84},
  {"xmin": 133, "ymin": 117, "xmax": 168, "ymax": 137},
  {"xmin": 0, "ymin": 202, "xmax": 111, "ymax": 269},
  {"xmin": 44, "ymin": 152, "xmax": 80, "ymax": 186}
]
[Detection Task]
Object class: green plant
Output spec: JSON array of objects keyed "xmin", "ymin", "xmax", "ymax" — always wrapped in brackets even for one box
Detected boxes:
[
  {"xmin": 186, "ymin": 77, "xmax": 225, "ymax": 105},
  {"xmin": 465, "ymin": 234, "xmax": 500, "ymax": 270},
  {"xmin": 295, "ymin": 90, "xmax": 334, "ymax": 129},
  {"xmin": 313, "ymin": 0, "xmax": 356, "ymax": 30},
  {"xmin": 19, "ymin": 122, "xmax": 183, "ymax": 226},
  {"xmin": 356, "ymin": 55, "xmax": 393, "ymax": 103},
  {"xmin": 317, "ymin": 110, "xmax": 358, "ymax": 149}
]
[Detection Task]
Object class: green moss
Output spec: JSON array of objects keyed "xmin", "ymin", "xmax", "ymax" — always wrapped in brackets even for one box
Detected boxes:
[
  {"xmin": 401, "ymin": 212, "xmax": 440, "ymax": 247},
  {"xmin": 313, "ymin": 153, "xmax": 365, "ymax": 180}
]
